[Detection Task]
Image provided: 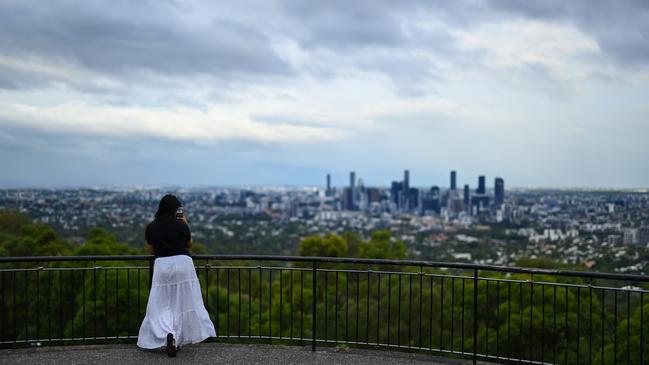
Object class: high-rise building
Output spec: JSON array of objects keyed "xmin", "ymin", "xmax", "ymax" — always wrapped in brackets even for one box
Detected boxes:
[
  {"xmin": 348, "ymin": 171, "xmax": 356, "ymax": 210},
  {"xmin": 423, "ymin": 186, "xmax": 441, "ymax": 213},
  {"xmin": 404, "ymin": 170, "xmax": 410, "ymax": 191},
  {"xmin": 472, "ymin": 176, "xmax": 489, "ymax": 213},
  {"xmin": 343, "ymin": 187, "xmax": 355, "ymax": 211},
  {"xmin": 403, "ymin": 170, "xmax": 410, "ymax": 209},
  {"xmin": 450, "ymin": 170, "xmax": 457, "ymax": 191},
  {"xmin": 494, "ymin": 177, "xmax": 505, "ymax": 206},
  {"xmin": 408, "ymin": 188, "xmax": 419, "ymax": 209},
  {"xmin": 477, "ymin": 176, "xmax": 486, "ymax": 194},
  {"xmin": 326, "ymin": 174, "xmax": 331, "ymax": 196},
  {"xmin": 463, "ymin": 184, "xmax": 470, "ymax": 206},
  {"xmin": 366, "ymin": 188, "xmax": 380, "ymax": 203},
  {"xmin": 391, "ymin": 181, "xmax": 403, "ymax": 208}
]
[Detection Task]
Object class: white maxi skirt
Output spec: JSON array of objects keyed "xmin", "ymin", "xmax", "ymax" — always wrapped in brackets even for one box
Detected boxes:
[{"xmin": 137, "ymin": 255, "xmax": 216, "ymax": 349}]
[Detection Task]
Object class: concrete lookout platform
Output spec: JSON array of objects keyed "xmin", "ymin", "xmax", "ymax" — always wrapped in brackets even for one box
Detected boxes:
[{"xmin": 0, "ymin": 343, "xmax": 495, "ymax": 365}]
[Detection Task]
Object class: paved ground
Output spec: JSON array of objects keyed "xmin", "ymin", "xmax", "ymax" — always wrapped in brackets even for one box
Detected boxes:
[{"xmin": 0, "ymin": 343, "xmax": 495, "ymax": 365}]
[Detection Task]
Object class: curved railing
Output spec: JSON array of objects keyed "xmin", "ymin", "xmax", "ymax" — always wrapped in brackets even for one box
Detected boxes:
[{"xmin": 0, "ymin": 255, "xmax": 647, "ymax": 364}]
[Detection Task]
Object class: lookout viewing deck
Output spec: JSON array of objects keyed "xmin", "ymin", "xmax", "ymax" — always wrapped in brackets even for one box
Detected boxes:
[
  {"xmin": 0, "ymin": 254, "xmax": 647, "ymax": 364},
  {"xmin": 1, "ymin": 343, "xmax": 489, "ymax": 365}
]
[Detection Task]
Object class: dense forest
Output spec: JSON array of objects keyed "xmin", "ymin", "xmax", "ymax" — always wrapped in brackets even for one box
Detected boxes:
[{"xmin": 0, "ymin": 210, "xmax": 647, "ymax": 364}]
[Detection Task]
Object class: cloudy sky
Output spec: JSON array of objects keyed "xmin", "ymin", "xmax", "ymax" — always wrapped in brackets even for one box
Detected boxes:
[{"xmin": 1, "ymin": 0, "xmax": 648, "ymax": 188}]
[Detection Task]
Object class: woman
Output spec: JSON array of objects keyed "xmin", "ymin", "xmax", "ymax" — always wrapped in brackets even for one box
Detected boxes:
[{"xmin": 137, "ymin": 194, "xmax": 216, "ymax": 357}]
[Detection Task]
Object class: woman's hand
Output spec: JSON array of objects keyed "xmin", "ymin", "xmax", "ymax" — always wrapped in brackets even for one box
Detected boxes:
[{"xmin": 177, "ymin": 212, "xmax": 188, "ymax": 225}]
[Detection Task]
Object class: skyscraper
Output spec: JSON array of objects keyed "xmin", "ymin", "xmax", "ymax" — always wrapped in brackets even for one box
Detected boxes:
[
  {"xmin": 404, "ymin": 170, "xmax": 410, "ymax": 191},
  {"xmin": 477, "ymin": 175, "xmax": 486, "ymax": 194},
  {"xmin": 348, "ymin": 171, "xmax": 356, "ymax": 210},
  {"xmin": 463, "ymin": 184, "xmax": 470, "ymax": 206},
  {"xmin": 494, "ymin": 177, "xmax": 505, "ymax": 206},
  {"xmin": 422, "ymin": 186, "xmax": 441, "ymax": 214},
  {"xmin": 391, "ymin": 181, "xmax": 403, "ymax": 208},
  {"xmin": 408, "ymin": 188, "xmax": 419, "ymax": 209},
  {"xmin": 472, "ymin": 176, "xmax": 489, "ymax": 213},
  {"xmin": 326, "ymin": 174, "xmax": 331, "ymax": 196},
  {"xmin": 450, "ymin": 170, "xmax": 457, "ymax": 191},
  {"xmin": 403, "ymin": 170, "xmax": 410, "ymax": 209},
  {"xmin": 344, "ymin": 188, "xmax": 354, "ymax": 211}
]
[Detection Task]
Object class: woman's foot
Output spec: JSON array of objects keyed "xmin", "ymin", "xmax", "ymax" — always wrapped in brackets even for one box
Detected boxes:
[{"xmin": 166, "ymin": 333, "xmax": 177, "ymax": 357}]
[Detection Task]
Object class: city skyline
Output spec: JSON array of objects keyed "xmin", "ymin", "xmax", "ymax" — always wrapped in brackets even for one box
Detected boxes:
[{"xmin": 1, "ymin": 1, "xmax": 648, "ymax": 188}]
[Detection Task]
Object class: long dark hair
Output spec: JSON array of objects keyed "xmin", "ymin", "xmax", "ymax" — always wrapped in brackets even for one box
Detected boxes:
[{"xmin": 155, "ymin": 194, "xmax": 182, "ymax": 220}]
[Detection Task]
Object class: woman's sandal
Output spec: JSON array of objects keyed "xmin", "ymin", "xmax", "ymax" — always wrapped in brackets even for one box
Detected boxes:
[{"xmin": 166, "ymin": 333, "xmax": 177, "ymax": 357}]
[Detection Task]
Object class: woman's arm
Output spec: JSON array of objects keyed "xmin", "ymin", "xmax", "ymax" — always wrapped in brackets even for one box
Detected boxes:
[{"xmin": 180, "ymin": 214, "xmax": 193, "ymax": 249}]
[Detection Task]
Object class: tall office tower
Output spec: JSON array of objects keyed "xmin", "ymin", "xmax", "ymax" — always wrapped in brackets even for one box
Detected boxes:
[
  {"xmin": 463, "ymin": 184, "xmax": 470, "ymax": 206},
  {"xmin": 366, "ymin": 188, "xmax": 380, "ymax": 203},
  {"xmin": 422, "ymin": 186, "xmax": 441, "ymax": 214},
  {"xmin": 344, "ymin": 187, "xmax": 354, "ymax": 211},
  {"xmin": 391, "ymin": 181, "xmax": 403, "ymax": 208},
  {"xmin": 450, "ymin": 170, "xmax": 457, "ymax": 191},
  {"xmin": 348, "ymin": 171, "xmax": 356, "ymax": 210},
  {"xmin": 494, "ymin": 177, "xmax": 505, "ymax": 206},
  {"xmin": 472, "ymin": 176, "xmax": 490, "ymax": 213},
  {"xmin": 403, "ymin": 169, "xmax": 410, "ymax": 209},
  {"xmin": 477, "ymin": 175, "xmax": 486, "ymax": 194},
  {"xmin": 408, "ymin": 188, "xmax": 419, "ymax": 209},
  {"xmin": 404, "ymin": 170, "xmax": 410, "ymax": 191},
  {"xmin": 326, "ymin": 174, "xmax": 331, "ymax": 196},
  {"xmin": 431, "ymin": 186, "xmax": 440, "ymax": 198}
]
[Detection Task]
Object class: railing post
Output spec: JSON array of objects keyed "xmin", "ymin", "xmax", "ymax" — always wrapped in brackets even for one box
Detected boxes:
[
  {"xmin": 312, "ymin": 261, "xmax": 317, "ymax": 352},
  {"xmin": 149, "ymin": 257, "xmax": 154, "ymax": 289},
  {"xmin": 473, "ymin": 269, "xmax": 478, "ymax": 365}
]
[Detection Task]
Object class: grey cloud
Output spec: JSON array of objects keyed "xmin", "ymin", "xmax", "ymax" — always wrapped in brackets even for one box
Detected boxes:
[
  {"xmin": 485, "ymin": 0, "xmax": 649, "ymax": 67},
  {"xmin": 0, "ymin": 1, "xmax": 292, "ymax": 80},
  {"xmin": 1, "ymin": 0, "xmax": 647, "ymax": 96},
  {"xmin": 282, "ymin": 0, "xmax": 408, "ymax": 49},
  {"xmin": 286, "ymin": 0, "xmax": 649, "ymax": 72},
  {"xmin": 278, "ymin": 0, "xmax": 478, "ymax": 94}
]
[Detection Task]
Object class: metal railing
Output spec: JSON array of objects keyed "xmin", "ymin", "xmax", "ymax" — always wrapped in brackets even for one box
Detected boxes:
[{"xmin": 0, "ymin": 255, "xmax": 647, "ymax": 364}]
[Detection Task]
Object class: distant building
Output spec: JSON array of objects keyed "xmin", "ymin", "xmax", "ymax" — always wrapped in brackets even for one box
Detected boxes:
[
  {"xmin": 391, "ymin": 181, "xmax": 403, "ymax": 209},
  {"xmin": 347, "ymin": 171, "xmax": 356, "ymax": 210},
  {"xmin": 623, "ymin": 228, "xmax": 639, "ymax": 245},
  {"xmin": 477, "ymin": 175, "xmax": 486, "ymax": 194},
  {"xmin": 639, "ymin": 227, "xmax": 649, "ymax": 245},
  {"xmin": 449, "ymin": 197, "xmax": 464, "ymax": 214},
  {"xmin": 326, "ymin": 174, "xmax": 331, "ymax": 196},
  {"xmin": 344, "ymin": 188, "xmax": 357, "ymax": 211},
  {"xmin": 422, "ymin": 186, "xmax": 441, "ymax": 214},
  {"xmin": 450, "ymin": 170, "xmax": 457, "ymax": 191},
  {"xmin": 494, "ymin": 177, "xmax": 505, "ymax": 206},
  {"xmin": 472, "ymin": 176, "xmax": 489, "ymax": 213},
  {"xmin": 404, "ymin": 170, "xmax": 410, "ymax": 192},
  {"xmin": 463, "ymin": 184, "xmax": 470, "ymax": 206},
  {"xmin": 350, "ymin": 171, "xmax": 356, "ymax": 209},
  {"xmin": 403, "ymin": 170, "xmax": 410, "ymax": 210},
  {"xmin": 408, "ymin": 187, "xmax": 419, "ymax": 209},
  {"xmin": 366, "ymin": 188, "xmax": 380, "ymax": 203},
  {"xmin": 607, "ymin": 235, "xmax": 622, "ymax": 245}
]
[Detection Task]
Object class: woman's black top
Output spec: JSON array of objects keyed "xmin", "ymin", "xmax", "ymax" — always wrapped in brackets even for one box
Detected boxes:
[{"xmin": 145, "ymin": 216, "xmax": 191, "ymax": 258}]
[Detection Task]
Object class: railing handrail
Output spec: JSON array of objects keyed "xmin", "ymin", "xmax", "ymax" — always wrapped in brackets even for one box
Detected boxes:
[{"xmin": 0, "ymin": 254, "xmax": 646, "ymax": 282}]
